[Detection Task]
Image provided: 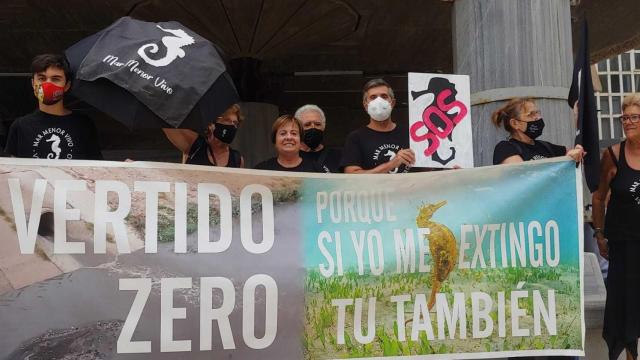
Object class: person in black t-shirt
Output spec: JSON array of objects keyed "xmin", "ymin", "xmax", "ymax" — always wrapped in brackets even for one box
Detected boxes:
[
  {"xmin": 294, "ymin": 104, "xmax": 342, "ymax": 173},
  {"xmin": 491, "ymin": 97, "xmax": 584, "ymax": 165},
  {"xmin": 163, "ymin": 104, "xmax": 244, "ymax": 168},
  {"xmin": 493, "ymin": 98, "xmax": 584, "ymax": 360},
  {"xmin": 341, "ymin": 78, "xmax": 415, "ymax": 174},
  {"xmin": 254, "ymin": 115, "xmax": 320, "ymax": 172},
  {"xmin": 5, "ymin": 54, "xmax": 102, "ymax": 160}
]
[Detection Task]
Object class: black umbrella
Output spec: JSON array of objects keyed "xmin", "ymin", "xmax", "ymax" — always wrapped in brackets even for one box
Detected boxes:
[{"xmin": 65, "ymin": 17, "xmax": 239, "ymax": 130}]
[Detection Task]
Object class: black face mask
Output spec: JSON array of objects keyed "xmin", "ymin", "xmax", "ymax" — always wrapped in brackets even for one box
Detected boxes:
[
  {"xmin": 303, "ymin": 128, "xmax": 324, "ymax": 150},
  {"xmin": 523, "ymin": 118, "xmax": 545, "ymax": 139},
  {"xmin": 213, "ymin": 123, "xmax": 237, "ymax": 144}
]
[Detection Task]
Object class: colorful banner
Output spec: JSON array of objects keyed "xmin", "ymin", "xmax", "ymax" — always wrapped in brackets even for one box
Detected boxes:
[
  {"xmin": 408, "ymin": 72, "xmax": 473, "ymax": 169},
  {"xmin": 0, "ymin": 158, "xmax": 584, "ymax": 359}
]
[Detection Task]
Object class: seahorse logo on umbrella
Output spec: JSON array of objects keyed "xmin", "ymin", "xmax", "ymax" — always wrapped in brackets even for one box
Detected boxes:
[{"xmin": 138, "ymin": 25, "xmax": 195, "ymax": 67}]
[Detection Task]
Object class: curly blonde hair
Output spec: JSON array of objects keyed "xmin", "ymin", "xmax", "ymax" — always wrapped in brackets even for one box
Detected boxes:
[{"xmin": 622, "ymin": 94, "xmax": 640, "ymax": 112}]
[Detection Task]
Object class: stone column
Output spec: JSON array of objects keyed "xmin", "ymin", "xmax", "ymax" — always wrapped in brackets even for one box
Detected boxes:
[
  {"xmin": 453, "ymin": 0, "xmax": 575, "ymax": 166},
  {"xmin": 233, "ymin": 102, "xmax": 279, "ymax": 168}
]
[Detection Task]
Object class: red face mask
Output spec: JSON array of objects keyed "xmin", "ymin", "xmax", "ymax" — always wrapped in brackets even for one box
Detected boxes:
[{"xmin": 34, "ymin": 81, "xmax": 65, "ymax": 105}]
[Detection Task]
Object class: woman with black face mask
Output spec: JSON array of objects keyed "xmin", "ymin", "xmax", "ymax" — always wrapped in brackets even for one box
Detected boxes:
[
  {"xmin": 491, "ymin": 97, "xmax": 584, "ymax": 165},
  {"xmin": 163, "ymin": 104, "xmax": 244, "ymax": 168},
  {"xmin": 492, "ymin": 98, "xmax": 584, "ymax": 360}
]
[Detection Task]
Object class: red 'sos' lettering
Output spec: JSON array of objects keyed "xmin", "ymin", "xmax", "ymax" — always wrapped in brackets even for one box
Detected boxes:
[
  {"xmin": 436, "ymin": 89, "xmax": 467, "ymax": 125},
  {"xmin": 422, "ymin": 106, "xmax": 453, "ymax": 137},
  {"xmin": 410, "ymin": 88, "xmax": 468, "ymax": 157},
  {"xmin": 409, "ymin": 121, "xmax": 440, "ymax": 156}
]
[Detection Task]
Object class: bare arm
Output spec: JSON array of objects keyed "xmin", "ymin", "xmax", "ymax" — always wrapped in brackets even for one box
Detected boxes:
[
  {"xmin": 591, "ymin": 146, "xmax": 618, "ymax": 259},
  {"xmin": 500, "ymin": 155, "xmax": 524, "ymax": 164},
  {"xmin": 162, "ymin": 128, "xmax": 199, "ymax": 155}
]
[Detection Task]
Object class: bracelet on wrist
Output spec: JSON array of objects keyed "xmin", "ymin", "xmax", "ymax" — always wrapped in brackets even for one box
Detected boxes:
[{"xmin": 593, "ymin": 228, "xmax": 604, "ymax": 237}]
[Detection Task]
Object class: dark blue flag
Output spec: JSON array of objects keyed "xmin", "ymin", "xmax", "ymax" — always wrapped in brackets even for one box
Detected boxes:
[{"xmin": 568, "ymin": 19, "xmax": 600, "ymax": 193}]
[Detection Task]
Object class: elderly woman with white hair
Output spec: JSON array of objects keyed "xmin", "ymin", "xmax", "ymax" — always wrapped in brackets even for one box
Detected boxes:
[
  {"xmin": 295, "ymin": 104, "xmax": 343, "ymax": 173},
  {"xmin": 592, "ymin": 94, "xmax": 640, "ymax": 360}
]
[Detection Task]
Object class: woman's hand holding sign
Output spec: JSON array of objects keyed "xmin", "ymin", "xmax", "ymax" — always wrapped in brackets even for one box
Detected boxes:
[{"xmin": 566, "ymin": 144, "xmax": 586, "ymax": 163}]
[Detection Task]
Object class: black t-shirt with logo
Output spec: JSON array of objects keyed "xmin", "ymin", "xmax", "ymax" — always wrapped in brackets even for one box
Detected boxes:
[
  {"xmin": 605, "ymin": 141, "xmax": 640, "ymax": 241},
  {"xmin": 5, "ymin": 110, "xmax": 103, "ymax": 160},
  {"xmin": 340, "ymin": 125, "xmax": 410, "ymax": 173},
  {"xmin": 492, "ymin": 139, "xmax": 565, "ymax": 165},
  {"xmin": 301, "ymin": 147, "xmax": 343, "ymax": 173},
  {"xmin": 254, "ymin": 157, "xmax": 321, "ymax": 173}
]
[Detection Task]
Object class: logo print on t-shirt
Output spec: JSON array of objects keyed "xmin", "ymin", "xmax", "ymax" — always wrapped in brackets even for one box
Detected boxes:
[
  {"xmin": 138, "ymin": 25, "xmax": 195, "ymax": 67},
  {"xmin": 373, "ymin": 143, "xmax": 406, "ymax": 174},
  {"xmin": 631, "ymin": 180, "xmax": 640, "ymax": 205},
  {"xmin": 383, "ymin": 149, "xmax": 399, "ymax": 174},
  {"xmin": 32, "ymin": 128, "xmax": 74, "ymax": 159},
  {"xmin": 45, "ymin": 134, "xmax": 62, "ymax": 159}
]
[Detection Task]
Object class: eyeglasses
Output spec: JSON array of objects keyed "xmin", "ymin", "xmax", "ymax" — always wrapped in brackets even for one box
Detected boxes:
[{"xmin": 619, "ymin": 114, "xmax": 640, "ymax": 123}]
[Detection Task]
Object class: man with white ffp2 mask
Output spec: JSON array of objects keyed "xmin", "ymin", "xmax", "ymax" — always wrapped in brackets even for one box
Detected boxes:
[{"xmin": 340, "ymin": 78, "xmax": 415, "ymax": 174}]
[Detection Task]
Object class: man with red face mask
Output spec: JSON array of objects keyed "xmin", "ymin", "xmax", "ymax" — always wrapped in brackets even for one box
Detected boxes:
[{"xmin": 4, "ymin": 54, "xmax": 102, "ymax": 160}]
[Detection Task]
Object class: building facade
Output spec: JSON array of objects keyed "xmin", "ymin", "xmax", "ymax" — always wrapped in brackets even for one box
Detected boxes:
[{"xmin": 596, "ymin": 49, "xmax": 640, "ymax": 144}]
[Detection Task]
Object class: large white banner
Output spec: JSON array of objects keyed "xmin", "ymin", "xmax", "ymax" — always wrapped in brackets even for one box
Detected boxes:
[
  {"xmin": 0, "ymin": 158, "xmax": 584, "ymax": 359},
  {"xmin": 408, "ymin": 72, "xmax": 473, "ymax": 168}
]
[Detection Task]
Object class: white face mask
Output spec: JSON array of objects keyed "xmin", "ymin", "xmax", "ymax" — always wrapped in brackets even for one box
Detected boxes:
[{"xmin": 367, "ymin": 96, "xmax": 393, "ymax": 121}]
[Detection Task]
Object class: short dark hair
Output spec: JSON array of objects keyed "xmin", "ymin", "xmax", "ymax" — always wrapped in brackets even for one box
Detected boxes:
[
  {"xmin": 362, "ymin": 78, "xmax": 395, "ymax": 101},
  {"xmin": 271, "ymin": 115, "xmax": 303, "ymax": 143},
  {"xmin": 30, "ymin": 54, "xmax": 72, "ymax": 83}
]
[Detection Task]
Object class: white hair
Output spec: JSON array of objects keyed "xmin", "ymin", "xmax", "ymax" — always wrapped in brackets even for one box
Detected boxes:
[{"xmin": 294, "ymin": 104, "xmax": 326, "ymax": 126}]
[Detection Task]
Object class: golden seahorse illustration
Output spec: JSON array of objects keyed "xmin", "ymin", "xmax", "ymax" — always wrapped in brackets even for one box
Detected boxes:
[{"xmin": 416, "ymin": 200, "xmax": 458, "ymax": 310}]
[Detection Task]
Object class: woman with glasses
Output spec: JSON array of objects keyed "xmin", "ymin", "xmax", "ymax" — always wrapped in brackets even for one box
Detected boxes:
[
  {"xmin": 492, "ymin": 97, "xmax": 584, "ymax": 360},
  {"xmin": 163, "ymin": 104, "xmax": 244, "ymax": 168},
  {"xmin": 491, "ymin": 97, "xmax": 585, "ymax": 164},
  {"xmin": 592, "ymin": 94, "xmax": 640, "ymax": 360}
]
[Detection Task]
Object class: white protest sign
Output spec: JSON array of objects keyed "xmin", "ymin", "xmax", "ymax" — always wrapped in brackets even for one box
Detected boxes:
[{"xmin": 408, "ymin": 72, "xmax": 473, "ymax": 168}]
